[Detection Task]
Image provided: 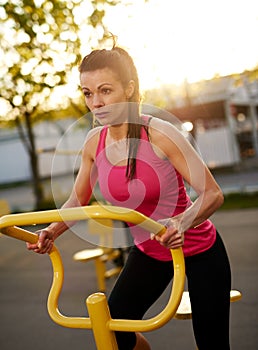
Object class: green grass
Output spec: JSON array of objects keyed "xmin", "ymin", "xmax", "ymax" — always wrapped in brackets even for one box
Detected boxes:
[{"xmin": 219, "ymin": 192, "xmax": 258, "ymax": 210}]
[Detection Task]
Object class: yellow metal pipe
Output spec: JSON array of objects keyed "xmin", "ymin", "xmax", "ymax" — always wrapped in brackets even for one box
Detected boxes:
[
  {"xmin": 0, "ymin": 226, "xmax": 92, "ymax": 329},
  {"xmin": 0, "ymin": 205, "xmax": 185, "ymax": 342},
  {"xmin": 47, "ymin": 246, "xmax": 92, "ymax": 329},
  {"xmin": 109, "ymin": 248, "xmax": 185, "ymax": 332},
  {"xmin": 87, "ymin": 293, "xmax": 118, "ymax": 350},
  {"xmin": 0, "ymin": 205, "xmax": 165, "ymax": 236},
  {"xmin": 0, "ymin": 225, "xmax": 39, "ymax": 244}
]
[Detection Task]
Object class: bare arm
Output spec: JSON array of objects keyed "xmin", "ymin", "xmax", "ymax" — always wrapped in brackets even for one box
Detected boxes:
[
  {"xmin": 149, "ymin": 118, "xmax": 224, "ymax": 248},
  {"xmin": 27, "ymin": 127, "xmax": 100, "ymax": 253}
]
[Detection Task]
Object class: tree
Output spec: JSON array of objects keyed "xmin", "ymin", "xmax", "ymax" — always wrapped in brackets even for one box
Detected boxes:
[{"xmin": 0, "ymin": 0, "xmax": 119, "ymax": 209}]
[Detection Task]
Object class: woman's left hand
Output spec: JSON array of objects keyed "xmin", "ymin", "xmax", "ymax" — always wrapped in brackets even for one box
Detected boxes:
[{"xmin": 153, "ymin": 218, "xmax": 185, "ymax": 249}]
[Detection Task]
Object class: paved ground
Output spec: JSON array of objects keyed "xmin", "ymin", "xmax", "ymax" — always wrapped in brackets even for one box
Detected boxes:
[{"xmin": 0, "ymin": 208, "xmax": 258, "ymax": 349}]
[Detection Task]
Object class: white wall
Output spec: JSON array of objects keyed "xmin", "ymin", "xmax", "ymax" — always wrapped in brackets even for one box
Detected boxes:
[
  {"xmin": 196, "ymin": 126, "xmax": 240, "ymax": 168},
  {"xmin": 0, "ymin": 137, "xmax": 30, "ymax": 183},
  {"xmin": 0, "ymin": 119, "xmax": 89, "ymax": 184}
]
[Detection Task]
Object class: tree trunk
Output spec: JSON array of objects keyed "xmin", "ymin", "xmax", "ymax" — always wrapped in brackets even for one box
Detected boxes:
[
  {"xmin": 24, "ymin": 112, "xmax": 45, "ymax": 210},
  {"xmin": 14, "ymin": 112, "xmax": 45, "ymax": 210},
  {"xmin": 29, "ymin": 146, "xmax": 45, "ymax": 210}
]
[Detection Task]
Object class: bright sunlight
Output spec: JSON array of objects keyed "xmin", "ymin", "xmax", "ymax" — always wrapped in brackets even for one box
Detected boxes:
[{"xmin": 103, "ymin": 0, "xmax": 258, "ymax": 89}]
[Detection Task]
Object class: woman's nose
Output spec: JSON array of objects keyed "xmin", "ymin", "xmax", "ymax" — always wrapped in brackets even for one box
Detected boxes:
[{"xmin": 92, "ymin": 93, "xmax": 104, "ymax": 109}]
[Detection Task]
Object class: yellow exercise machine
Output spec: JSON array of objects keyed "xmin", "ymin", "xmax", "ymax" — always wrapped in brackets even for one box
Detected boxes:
[{"xmin": 0, "ymin": 205, "xmax": 185, "ymax": 350}]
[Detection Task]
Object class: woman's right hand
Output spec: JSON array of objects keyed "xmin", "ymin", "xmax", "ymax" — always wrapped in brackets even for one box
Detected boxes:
[
  {"xmin": 26, "ymin": 228, "xmax": 54, "ymax": 254},
  {"xmin": 152, "ymin": 217, "xmax": 185, "ymax": 249}
]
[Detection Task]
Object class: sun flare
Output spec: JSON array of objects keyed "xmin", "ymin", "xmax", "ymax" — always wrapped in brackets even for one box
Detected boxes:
[{"xmin": 104, "ymin": 0, "xmax": 258, "ymax": 89}]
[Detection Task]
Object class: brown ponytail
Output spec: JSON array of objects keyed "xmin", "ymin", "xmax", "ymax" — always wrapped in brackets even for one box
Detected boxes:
[{"xmin": 79, "ymin": 39, "xmax": 143, "ymax": 180}]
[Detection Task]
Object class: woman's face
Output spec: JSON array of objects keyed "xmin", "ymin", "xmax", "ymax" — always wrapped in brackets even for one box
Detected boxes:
[{"xmin": 80, "ymin": 68, "xmax": 133, "ymax": 126}]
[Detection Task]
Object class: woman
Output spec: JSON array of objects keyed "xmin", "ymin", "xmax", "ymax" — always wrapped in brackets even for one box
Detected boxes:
[{"xmin": 27, "ymin": 43, "xmax": 231, "ymax": 349}]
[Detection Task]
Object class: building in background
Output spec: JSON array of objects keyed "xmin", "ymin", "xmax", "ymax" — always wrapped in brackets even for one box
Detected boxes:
[
  {"xmin": 1, "ymin": 75, "xmax": 258, "ymax": 184},
  {"xmin": 169, "ymin": 76, "xmax": 258, "ymax": 168},
  {"xmin": 0, "ymin": 118, "xmax": 88, "ymax": 184}
]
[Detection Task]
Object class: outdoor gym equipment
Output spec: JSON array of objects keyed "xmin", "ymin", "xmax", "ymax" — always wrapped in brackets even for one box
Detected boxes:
[{"xmin": 0, "ymin": 205, "xmax": 185, "ymax": 350}]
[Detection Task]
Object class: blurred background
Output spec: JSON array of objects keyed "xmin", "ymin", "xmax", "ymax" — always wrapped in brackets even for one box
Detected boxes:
[
  {"xmin": 0, "ymin": 1, "xmax": 257, "ymax": 349},
  {"xmin": 0, "ymin": 0, "xmax": 258, "ymax": 212}
]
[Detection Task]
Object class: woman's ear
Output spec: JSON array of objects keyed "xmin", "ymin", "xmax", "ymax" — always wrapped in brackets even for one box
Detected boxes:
[{"xmin": 125, "ymin": 80, "xmax": 135, "ymax": 99}]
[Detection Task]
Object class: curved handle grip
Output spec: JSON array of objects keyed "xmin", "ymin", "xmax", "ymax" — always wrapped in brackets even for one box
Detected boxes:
[
  {"xmin": 0, "ymin": 205, "xmax": 185, "ymax": 332},
  {"xmin": 0, "ymin": 205, "xmax": 167, "ymax": 235}
]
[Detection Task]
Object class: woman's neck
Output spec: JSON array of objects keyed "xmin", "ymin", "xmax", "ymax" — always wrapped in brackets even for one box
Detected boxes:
[{"xmin": 107, "ymin": 123, "xmax": 128, "ymax": 141}]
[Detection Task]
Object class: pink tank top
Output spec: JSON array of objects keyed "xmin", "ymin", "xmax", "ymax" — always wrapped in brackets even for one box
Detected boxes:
[{"xmin": 95, "ymin": 118, "xmax": 216, "ymax": 261}]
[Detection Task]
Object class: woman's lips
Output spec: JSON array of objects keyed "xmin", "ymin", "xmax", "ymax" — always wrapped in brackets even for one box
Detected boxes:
[{"xmin": 94, "ymin": 111, "xmax": 109, "ymax": 118}]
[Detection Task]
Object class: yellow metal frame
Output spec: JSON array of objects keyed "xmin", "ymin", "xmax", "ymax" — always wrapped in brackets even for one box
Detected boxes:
[{"xmin": 0, "ymin": 205, "xmax": 185, "ymax": 350}]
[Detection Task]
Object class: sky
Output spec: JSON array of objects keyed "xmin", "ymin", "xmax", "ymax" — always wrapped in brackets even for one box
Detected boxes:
[
  {"xmin": 1, "ymin": 0, "xmax": 258, "ymax": 117},
  {"xmin": 102, "ymin": 0, "xmax": 258, "ymax": 89}
]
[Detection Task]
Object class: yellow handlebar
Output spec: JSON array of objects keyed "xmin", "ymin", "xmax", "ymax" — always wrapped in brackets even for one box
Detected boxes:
[{"xmin": 0, "ymin": 205, "xmax": 185, "ymax": 349}]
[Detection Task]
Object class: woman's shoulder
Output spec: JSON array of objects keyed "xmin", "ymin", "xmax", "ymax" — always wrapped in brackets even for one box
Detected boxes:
[
  {"xmin": 144, "ymin": 115, "xmax": 190, "ymax": 160},
  {"xmin": 85, "ymin": 125, "xmax": 103, "ymax": 144},
  {"xmin": 82, "ymin": 126, "xmax": 104, "ymax": 159},
  {"xmin": 144, "ymin": 115, "xmax": 179, "ymax": 139}
]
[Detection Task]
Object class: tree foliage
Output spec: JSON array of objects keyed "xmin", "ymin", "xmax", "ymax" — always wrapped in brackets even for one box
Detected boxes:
[
  {"xmin": 0, "ymin": 0, "xmax": 119, "ymax": 209},
  {"xmin": 0, "ymin": 0, "xmax": 119, "ymax": 124}
]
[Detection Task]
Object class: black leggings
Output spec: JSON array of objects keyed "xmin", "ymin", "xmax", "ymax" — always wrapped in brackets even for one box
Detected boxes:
[{"xmin": 108, "ymin": 232, "xmax": 231, "ymax": 350}]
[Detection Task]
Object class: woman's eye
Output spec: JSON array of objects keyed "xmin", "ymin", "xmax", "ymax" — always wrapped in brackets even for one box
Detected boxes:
[
  {"xmin": 83, "ymin": 91, "xmax": 92, "ymax": 98},
  {"xmin": 101, "ymin": 88, "xmax": 111, "ymax": 95}
]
